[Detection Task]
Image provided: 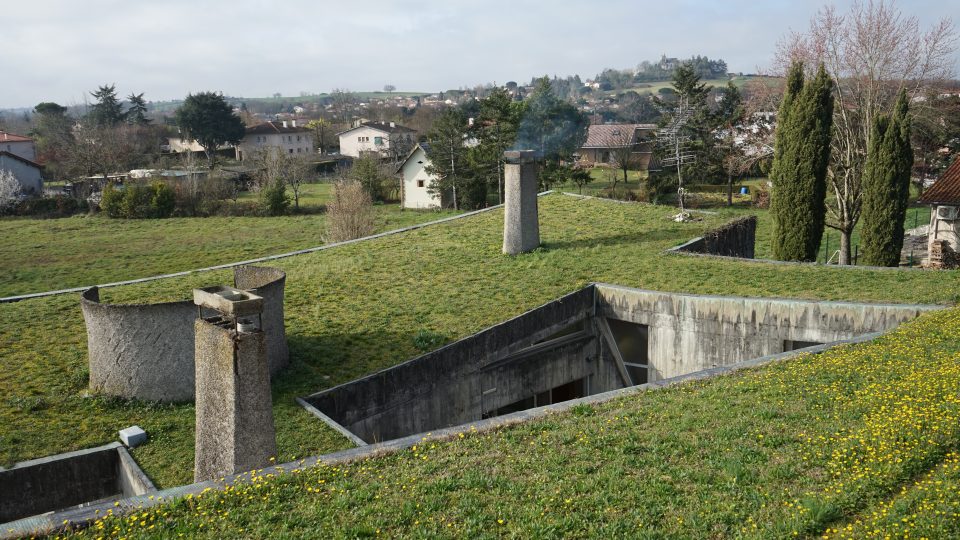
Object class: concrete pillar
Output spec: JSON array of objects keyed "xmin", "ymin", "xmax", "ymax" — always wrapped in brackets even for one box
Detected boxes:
[
  {"xmin": 502, "ymin": 150, "xmax": 540, "ymax": 255},
  {"xmin": 192, "ymin": 287, "xmax": 277, "ymax": 482}
]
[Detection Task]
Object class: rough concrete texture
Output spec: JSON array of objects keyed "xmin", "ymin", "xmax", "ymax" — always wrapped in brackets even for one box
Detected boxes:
[
  {"xmin": 194, "ymin": 319, "xmax": 276, "ymax": 483},
  {"xmin": 80, "ymin": 266, "xmax": 287, "ymax": 402},
  {"xmin": 306, "ymin": 286, "xmax": 608, "ymax": 443},
  {"xmin": 675, "ymin": 216, "xmax": 756, "ymax": 258},
  {"xmin": 0, "ymin": 443, "xmax": 154, "ymax": 524},
  {"xmin": 594, "ymin": 284, "xmax": 938, "ymax": 381},
  {"xmin": 502, "ymin": 151, "xmax": 540, "ymax": 254}
]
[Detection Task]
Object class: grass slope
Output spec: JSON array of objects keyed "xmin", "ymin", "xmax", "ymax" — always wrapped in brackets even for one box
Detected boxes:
[
  {"xmin": 0, "ymin": 199, "xmax": 456, "ymax": 297},
  {"xmin": 60, "ymin": 307, "xmax": 960, "ymax": 539},
  {"xmin": 1, "ymin": 194, "xmax": 958, "ymax": 537}
]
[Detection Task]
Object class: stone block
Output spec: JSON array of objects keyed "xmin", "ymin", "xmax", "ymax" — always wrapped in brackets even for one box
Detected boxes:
[{"xmin": 118, "ymin": 426, "xmax": 147, "ymax": 448}]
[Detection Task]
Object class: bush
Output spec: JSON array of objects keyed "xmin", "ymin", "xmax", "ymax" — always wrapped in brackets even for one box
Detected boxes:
[
  {"xmin": 326, "ymin": 180, "xmax": 375, "ymax": 242},
  {"xmin": 100, "ymin": 181, "xmax": 177, "ymax": 219},
  {"xmin": 151, "ymin": 182, "xmax": 176, "ymax": 218},
  {"xmin": 260, "ymin": 178, "xmax": 290, "ymax": 216},
  {"xmin": 11, "ymin": 195, "xmax": 88, "ymax": 218},
  {"xmin": 100, "ymin": 183, "xmax": 124, "ymax": 218}
]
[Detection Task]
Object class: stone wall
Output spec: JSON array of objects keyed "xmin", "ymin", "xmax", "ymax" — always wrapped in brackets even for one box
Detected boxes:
[{"xmin": 80, "ymin": 266, "xmax": 288, "ymax": 403}]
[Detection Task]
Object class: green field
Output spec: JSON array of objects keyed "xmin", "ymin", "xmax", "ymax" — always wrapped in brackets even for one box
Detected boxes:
[
  {"xmin": 2, "ymin": 194, "xmax": 959, "ymax": 538},
  {"xmin": 0, "ymin": 188, "xmax": 455, "ymax": 298}
]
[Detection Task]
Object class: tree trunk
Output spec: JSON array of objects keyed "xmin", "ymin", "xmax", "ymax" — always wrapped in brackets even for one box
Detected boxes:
[
  {"xmin": 727, "ymin": 171, "xmax": 733, "ymax": 207},
  {"xmin": 838, "ymin": 227, "xmax": 852, "ymax": 265}
]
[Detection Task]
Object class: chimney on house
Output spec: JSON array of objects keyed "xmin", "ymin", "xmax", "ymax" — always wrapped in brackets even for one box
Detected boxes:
[
  {"xmin": 282, "ymin": 121, "xmax": 288, "ymax": 128},
  {"xmin": 390, "ymin": 121, "xmax": 396, "ymax": 128},
  {"xmin": 291, "ymin": 120, "xmax": 297, "ymax": 128},
  {"xmin": 502, "ymin": 150, "xmax": 541, "ymax": 255},
  {"xmin": 468, "ymin": 117, "xmax": 475, "ymax": 127}
]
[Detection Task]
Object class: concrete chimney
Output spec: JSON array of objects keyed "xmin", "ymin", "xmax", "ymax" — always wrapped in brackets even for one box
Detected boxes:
[
  {"xmin": 291, "ymin": 120, "xmax": 297, "ymax": 128},
  {"xmin": 502, "ymin": 150, "xmax": 540, "ymax": 255},
  {"xmin": 192, "ymin": 286, "xmax": 277, "ymax": 482},
  {"xmin": 390, "ymin": 121, "xmax": 396, "ymax": 128},
  {"xmin": 282, "ymin": 121, "xmax": 288, "ymax": 128}
]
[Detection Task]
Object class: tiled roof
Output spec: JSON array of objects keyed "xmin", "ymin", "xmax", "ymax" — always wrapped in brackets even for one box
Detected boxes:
[
  {"xmin": 0, "ymin": 131, "xmax": 33, "ymax": 143},
  {"xmin": 582, "ymin": 124, "xmax": 656, "ymax": 149},
  {"xmin": 245, "ymin": 121, "xmax": 311, "ymax": 135},
  {"xmin": 919, "ymin": 157, "xmax": 960, "ymax": 205}
]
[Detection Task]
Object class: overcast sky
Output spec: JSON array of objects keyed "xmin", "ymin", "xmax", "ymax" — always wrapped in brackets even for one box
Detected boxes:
[{"xmin": 1, "ymin": 0, "xmax": 957, "ymax": 109}]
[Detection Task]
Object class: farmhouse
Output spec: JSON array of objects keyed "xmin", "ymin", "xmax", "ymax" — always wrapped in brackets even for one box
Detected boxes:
[
  {"xmin": 396, "ymin": 143, "xmax": 451, "ymax": 209},
  {"xmin": 337, "ymin": 120, "xmax": 415, "ymax": 158},
  {"xmin": 235, "ymin": 121, "xmax": 313, "ymax": 161},
  {"xmin": 918, "ymin": 156, "xmax": 960, "ymax": 266},
  {"xmin": 578, "ymin": 123, "xmax": 656, "ymax": 169},
  {"xmin": 0, "ymin": 131, "xmax": 37, "ymax": 162}
]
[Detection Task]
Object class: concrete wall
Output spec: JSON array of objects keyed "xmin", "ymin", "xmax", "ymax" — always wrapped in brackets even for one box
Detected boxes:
[
  {"xmin": 81, "ymin": 266, "xmax": 288, "ymax": 402},
  {"xmin": 0, "ymin": 443, "xmax": 155, "ymax": 524},
  {"xmin": 675, "ymin": 216, "xmax": 756, "ymax": 258},
  {"xmin": 595, "ymin": 284, "xmax": 937, "ymax": 380},
  {"xmin": 305, "ymin": 286, "xmax": 613, "ymax": 443}
]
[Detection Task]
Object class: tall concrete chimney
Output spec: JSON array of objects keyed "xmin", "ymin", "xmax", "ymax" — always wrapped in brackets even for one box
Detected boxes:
[
  {"xmin": 502, "ymin": 150, "xmax": 540, "ymax": 255},
  {"xmin": 192, "ymin": 286, "xmax": 277, "ymax": 482},
  {"xmin": 282, "ymin": 120, "xmax": 288, "ymax": 128},
  {"xmin": 291, "ymin": 120, "xmax": 297, "ymax": 128}
]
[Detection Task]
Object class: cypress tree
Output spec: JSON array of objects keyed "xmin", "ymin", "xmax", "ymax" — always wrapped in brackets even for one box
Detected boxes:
[
  {"xmin": 860, "ymin": 90, "xmax": 912, "ymax": 266},
  {"xmin": 770, "ymin": 63, "xmax": 834, "ymax": 261}
]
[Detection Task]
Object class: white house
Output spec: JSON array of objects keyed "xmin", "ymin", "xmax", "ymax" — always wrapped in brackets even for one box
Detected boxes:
[
  {"xmin": 235, "ymin": 121, "xmax": 313, "ymax": 161},
  {"xmin": 918, "ymin": 157, "xmax": 960, "ymax": 267},
  {"xmin": 396, "ymin": 143, "xmax": 450, "ymax": 209},
  {"xmin": 0, "ymin": 131, "xmax": 37, "ymax": 162},
  {"xmin": 0, "ymin": 151, "xmax": 43, "ymax": 194},
  {"xmin": 337, "ymin": 121, "xmax": 416, "ymax": 158}
]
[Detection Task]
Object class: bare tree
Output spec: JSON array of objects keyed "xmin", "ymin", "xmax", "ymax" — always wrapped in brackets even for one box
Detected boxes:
[
  {"xmin": 325, "ymin": 177, "xmax": 375, "ymax": 242},
  {"xmin": 250, "ymin": 148, "xmax": 314, "ymax": 209},
  {"xmin": 777, "ymin": 0, "xmax": 956, "ymax": 264}
]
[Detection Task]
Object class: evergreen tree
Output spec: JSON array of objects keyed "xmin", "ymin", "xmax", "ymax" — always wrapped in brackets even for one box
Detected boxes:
[
  {"xmin": 424, "ymin": 108, "xmax": 471, "ymax": 210},
  {"xmin": 126, "ymin": 93, "xmax": 151, "ymax": 125},
  {"xmin": 515, "ymin": 77, "xmax": 588, "ymax": 162},
  {"xmin": 475, "ymin": 88, "xmax": 523, "ymax": 203},
  {"xmin": 88, "ymin": 84, "xmax": 125, "ymax": 127},
  {"xmin": 175, "ymin": 92, "xmax": 246, "ymax": 166},
  {"xmin": 860, "ymin": 90, "xmax": 913, "ymax": 267},
  {"xmin": 770, "ymin": 62, "xmax": 834, "ymax": 261}
]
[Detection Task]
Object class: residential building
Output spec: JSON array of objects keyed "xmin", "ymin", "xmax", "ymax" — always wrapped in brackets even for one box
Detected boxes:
[
  {"xmin": 578, "ymin": 124, "xmax": 657, "ymax": 169},
  {"xmin": 396, "ymin": 143, "xmax": 451, "ymax": 209},
  {"xmin": 0, "ymin": 131, "xmax": 37, "ymax": 162},
  {"xmin": 337, "ymin": 121, "xmax": 416, "ymax": 159},
  {"xmin": 918, "ymin": 157, "xmax": 960, "ymax": 265},
  {"xmin": 235, "ymin": 121, "xmax": 313, "ymax": 161},
  {"xmin": 0, "ymin": 151, "xmax": 43, "ymax": 194}
]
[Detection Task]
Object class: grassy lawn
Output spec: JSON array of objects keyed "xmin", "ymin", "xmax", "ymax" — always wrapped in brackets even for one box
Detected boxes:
[
  {"xmin": 235, "ymin": 181, "xmax": 334, "ymax": 208},
  {"xmin": 0, "ymin": 199, "xmax": 455, "ymax": 297},
  {"xmin": 61, "ymin": 307, "xmax": 960, "ymax": 539},
  {"xmin": 2, "ymin": 194, "xmax": 959, "ymax": 537}
]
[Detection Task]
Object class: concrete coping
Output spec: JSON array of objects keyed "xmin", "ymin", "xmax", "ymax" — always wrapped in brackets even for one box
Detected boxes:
[{"xmin": 3, "ymin": 327, "xmax": 896, "ymax": 539}]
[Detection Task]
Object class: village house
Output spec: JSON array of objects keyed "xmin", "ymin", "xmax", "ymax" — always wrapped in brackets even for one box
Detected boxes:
[
  {"xmin": 578, "ymin": 124, "xmax": 657, "ymax": 169},
  {"xmin": 0, "ymin": 131, "xmax": 42, "ymax": 194},
  {"xmin": 337, "ymin": 121, "xmax": 416, "ymax": 159},
  {"xmin": 235, "ymin": 121, "xmax": 313, "ymax": 162},
  {"xmin": 918, "ymin": 157, "xmax": 960, "ymax": 267},
  {"xmin": 396, "ymin": 143, "xmax": 451, "ymax": 209}
]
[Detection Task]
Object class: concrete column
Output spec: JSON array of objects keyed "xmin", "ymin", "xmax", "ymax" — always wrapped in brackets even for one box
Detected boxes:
[
  {"xmin": 502, "ymin": 150, "xmax": 540, "ymax": 255},
  {"xmin": 193, "ymin": 287, "xmax": 276, "ymax": 482}
]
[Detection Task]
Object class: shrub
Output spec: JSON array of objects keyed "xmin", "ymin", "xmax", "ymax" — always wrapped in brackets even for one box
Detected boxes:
[
  {"xmin": 150, "ymin": 182, "xmax": 176, "ymax": 218},
  {"xmin": 326, "ymin": 180, "xmax": 375, "ymax": 242},
  {"xmin": 100, "ymin": 183, "xmax": 124, "ymax": 218},
  {"xmin": 260, "ymin": 178, "xmax": 290, "ymax": 216},
  {"xmin": 12, "ymin": 195, "xmax": 88, "ymax": 218}
]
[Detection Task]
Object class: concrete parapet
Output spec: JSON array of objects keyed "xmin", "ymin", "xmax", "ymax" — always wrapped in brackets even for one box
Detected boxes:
[{"xmin": 80, "ymin": 266, "xmax": 287, "ymax": 403}]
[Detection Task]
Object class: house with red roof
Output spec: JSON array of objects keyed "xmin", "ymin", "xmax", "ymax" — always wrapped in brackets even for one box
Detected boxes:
[
  {"xmin": 578, "ymin": 124, "xmax": 657, "ymax": 169},
  {"xmin": 918, "ymin": 157, "xmax": 960, "ymax": 266},
  {"xmin": 235, "ymin": 121, "xmax": 313, "ymax": 162}
]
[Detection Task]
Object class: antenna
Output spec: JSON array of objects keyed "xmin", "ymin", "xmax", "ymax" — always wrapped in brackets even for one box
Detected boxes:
[{"xmin": 655, "ymin": 95, "xmax": 698, "ymax": 218}]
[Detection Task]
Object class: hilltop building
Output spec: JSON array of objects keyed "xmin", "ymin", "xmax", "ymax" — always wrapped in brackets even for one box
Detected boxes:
[
  {"xmin": 235, "ymin": 121, "xmax": 313, "ymax": 162},
  {"xmin": 337, "ymin": 121, "xmax": 415, "ymax": 159}
]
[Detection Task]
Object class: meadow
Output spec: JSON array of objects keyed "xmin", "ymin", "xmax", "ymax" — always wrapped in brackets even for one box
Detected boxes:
[{"xmin": 1, "ymin": 194, "xmax": 958, "ymax": 537}]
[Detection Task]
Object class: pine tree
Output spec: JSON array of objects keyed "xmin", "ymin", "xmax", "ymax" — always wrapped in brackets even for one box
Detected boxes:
[
  {"xmin": 770, "ymin": 63, "xmax": 834, "ymax": 261},
  {"xmin": 88, "ymin": 84, "xmax": 125, "ymax": 127},
  {"xmin": 126, "ymin": 93, "xmax": 151, "ymax": 125},
  {"xmin": 860, "ymin": 90, "xmax": 913, "ymax": 267}
]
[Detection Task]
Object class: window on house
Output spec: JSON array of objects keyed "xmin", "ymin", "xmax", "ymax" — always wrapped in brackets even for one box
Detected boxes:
[
  {"xmin": 289, "ymin": 149, "xmax": 294, "ymax": 154},
  {"xmin": 374, "ymin": 136, "xmax": 383, "ymax": 145},
  {"xmin": 297, "ymin": 135, "xmax": 301, "ymax": 142},
  {"xmin": 297, "ymin": 148, "xmax": 301, "ymax": 153},
  {"xmin": 417, "ymin": 180, "xmax": 425, "ymax": 188}
]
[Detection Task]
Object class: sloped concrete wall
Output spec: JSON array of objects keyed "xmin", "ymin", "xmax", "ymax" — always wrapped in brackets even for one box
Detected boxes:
[
  {"xmin": 595, "ymin": 284, "xmax": 938, "ymax": 380},
  {"xmin": 675, "ymin": 216, "xmax": 756, "ymax": 258},
  {"xmin": 306, "ymin": 286, "xmax": 611, "ymax": 443},
  {"xmin": 80, "ymin": 266, "xmax": 287, "ymax": 402}
]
